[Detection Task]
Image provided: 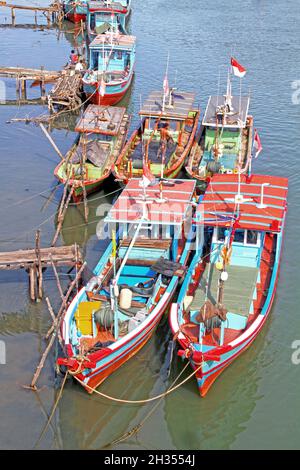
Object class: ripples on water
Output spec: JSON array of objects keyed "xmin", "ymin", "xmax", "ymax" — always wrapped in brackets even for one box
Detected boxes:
[{"xmin": 0, "ymin": 0, "xmax": 299, "ymax": 450}]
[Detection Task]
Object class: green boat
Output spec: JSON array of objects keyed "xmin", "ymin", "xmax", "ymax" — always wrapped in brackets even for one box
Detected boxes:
[
  {"xmin": 186, "ymin": 78, "xmax": 253, "ymax": 182},
  {"xmin": 54, "ymin": 105, "xmax": 129, "ymax": 203}
]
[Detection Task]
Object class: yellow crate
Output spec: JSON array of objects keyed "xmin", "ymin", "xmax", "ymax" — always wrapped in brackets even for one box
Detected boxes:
[{"xmin": 75, "ymin": 301, "xmax": 102, "ymax": 336}]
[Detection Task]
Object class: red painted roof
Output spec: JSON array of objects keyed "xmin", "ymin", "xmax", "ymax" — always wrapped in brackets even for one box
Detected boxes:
[
  {"xmin": 106, "ymin": 179, "xmax": 196, "ymax": 225},
  {"xmin": 197, "ymin": 174, "xmax": 288, "ymax": 232}
]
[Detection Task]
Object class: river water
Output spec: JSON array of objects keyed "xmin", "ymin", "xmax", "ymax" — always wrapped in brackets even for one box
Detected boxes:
[{"xmin": 0, "ymin": 0, "xmax": 300, "ymax": 450}]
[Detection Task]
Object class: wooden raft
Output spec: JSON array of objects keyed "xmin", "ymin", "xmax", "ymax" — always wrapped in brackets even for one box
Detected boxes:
[{"xmin": 48, "ymin": 72, "xmax": 83, "ymax": 111}]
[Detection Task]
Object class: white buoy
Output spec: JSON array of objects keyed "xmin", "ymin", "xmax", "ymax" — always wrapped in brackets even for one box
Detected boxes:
[{"xmin": 119, "ymin": 288, "xmax": 132, "ymax": 310}]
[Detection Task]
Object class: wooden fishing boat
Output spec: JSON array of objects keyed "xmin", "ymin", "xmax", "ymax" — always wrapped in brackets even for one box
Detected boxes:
[
  {"xmin": 113, "ymin": 89, "xmax": 200, "ymax": 184},
  {"xmin": 86, "ymin": 1, "xmax": 131, "ymax": 41},
  {"xmin": 57, "ymin": 178, "xmax": 196, "ymax": 393},
  {"xmin": 54, "ymin": 105, "xmax": 130, "ymax": 203},
  {"xmin": 82, "ymin": 33, "xmax": 136, "ymax": 106},
  {"xmin": 186, "ymin": 79, "xmax": 253, "ymax": 183},
  {"xmin": 63, "ymin": 0, "xmax": 88, "ymax": 24},
  {"xmin": 170, "ymin": 173, "xmax": 288, "ymax": 396}
]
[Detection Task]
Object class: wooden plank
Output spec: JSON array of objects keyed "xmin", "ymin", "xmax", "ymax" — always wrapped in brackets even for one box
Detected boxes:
[
  {"xmin": 0, "ymin": 245, "xmax": 82, "ymax": 268},
  {"xmin": 0, "ymin": 2, "xmax": 61, "ymax": 13},
  {"xmin": 0, "ymin": 66, "xmax": 61, "ymax": 80}
]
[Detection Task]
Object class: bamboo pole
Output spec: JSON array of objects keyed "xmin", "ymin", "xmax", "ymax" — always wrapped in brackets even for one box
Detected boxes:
[
  {"xmin": 50, "ymin": 255, "xmax": 64, "ymax": 302},
  {"xmin": 51, "ymin": 182, "xmax": 75, "ymax": 246},
  {"xmin": 45, "ymin": 261, "xmax": 86, "ymax": 339},
  {"xmin": 26, "ymin": 260, "xmax": 85, "ymax": 391},
  {"xmin": 35, "ymin": 230, "xmax": 43, "ymax": 299},
  {"xmin": 39, "ymin": 123, "xmax": 65, "ymax": 161},
  {"xmin": 28, "ymin": 329, "xmax": 57, "ymax": 390}
]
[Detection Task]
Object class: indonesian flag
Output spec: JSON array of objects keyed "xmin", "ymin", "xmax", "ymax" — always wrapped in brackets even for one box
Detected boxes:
[
  {"xmin": 231, "ymin": 57, "xmax": 247, "ymax": 78},
  {"xmin": 253, "ymin": 129, "xmax": 262, "ymax": 158},
  {"xmin": 163, "ymin": 74, "xmax": 169, "ymax": 97},
  {"xmin": 139, "ymin": 162, "xmax": 156, "ymax": 188},
  {"xmin": 99, "ymin": 76, "xmax": 106, "ymax": 97}
]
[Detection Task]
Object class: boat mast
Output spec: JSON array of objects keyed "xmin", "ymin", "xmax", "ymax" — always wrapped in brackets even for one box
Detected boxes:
[{"xmin": 162, "ymin": 52, "xmax": 170, "ymax": 113}]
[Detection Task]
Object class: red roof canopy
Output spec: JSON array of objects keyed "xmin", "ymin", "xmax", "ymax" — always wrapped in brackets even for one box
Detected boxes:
[
  {"xmin": 197, "ymin": 174, "xmax": 288, "ymax": 232},
  {"xmin": 106, "ymin": 179, "xmax": 196, "ymax": 225}
]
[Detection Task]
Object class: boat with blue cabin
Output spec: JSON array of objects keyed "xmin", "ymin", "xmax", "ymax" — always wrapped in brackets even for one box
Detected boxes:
[
  {"xmin": 86, "ymin": 1, "xmax": 131, "ymax": 41},
  {"xmin": 57, "ymin": 178, "xmax": 196, "ymax": 392},
  {"xmin": 170, "ymin": 173, "xmax": 288, "ymax": 396},
  {"xmin": 186, "ymin": 79, "xmax": 253, "ymax": 183},
  {"xmin": 82, "ymin": 33, "xmax": 136, "ymax": 106}
]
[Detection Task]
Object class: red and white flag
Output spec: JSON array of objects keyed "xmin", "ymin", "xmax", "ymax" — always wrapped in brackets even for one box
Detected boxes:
[
  {"xmin": 99, "ymin": 76, "xmax": 106, "ymax": 97},
  {"xmin": 163, "ymin": 74, "xmax": 169, "ymax": 97},
  {"xmin": 231, "ymin": 57, "xmax": 247, "ymax": 78},
  {"xmin": 253, "ymin": 129, "xmax": 262, "ymax": 158},
  {"xmin": 139, "ymin": 162, "xmax": 156, "ymax": 188}
]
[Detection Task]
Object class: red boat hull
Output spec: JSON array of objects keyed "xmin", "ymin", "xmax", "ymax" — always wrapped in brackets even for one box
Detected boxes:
[
  {"xmin": 65, "ymin": 12, "xmax": 86, "ymax": 24},
  {"xmin": 86, "ymin": 87, "xmax": 128, "ymax": 106},
  {"xmin": 79, "ymin": 333, "xmax": 152, "ymax": 393}
]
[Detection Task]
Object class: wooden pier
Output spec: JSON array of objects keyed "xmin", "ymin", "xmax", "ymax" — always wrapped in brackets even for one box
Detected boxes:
[
  {"xmin": 0, "ymin": 65, "xmax": 62, "ymax": 100},
  {"xmin": 0, "ymin": 233, "xmax": 82, "ymax": 301},
  {"xmin": 0, "ymin": 66, "xmax": 83, "ymax": 109},
  {"xmin": 0, "ymin": 1, "xmax": 64, "ymax": 27}
]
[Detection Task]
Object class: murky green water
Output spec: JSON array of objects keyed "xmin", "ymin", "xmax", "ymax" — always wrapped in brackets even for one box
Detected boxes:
[{"xmin": 0, "ymin": 0, "xmax": 300, "ymax": 450}]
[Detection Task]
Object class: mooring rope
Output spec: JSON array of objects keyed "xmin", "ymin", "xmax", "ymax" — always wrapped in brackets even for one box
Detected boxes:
[
  {"xmin": 74, "ymin": 361, "xmax": 203, "ymax": 405},
  {"xmin": 106, "ymin": 361, "xmax": 192, "ymax": 447}
]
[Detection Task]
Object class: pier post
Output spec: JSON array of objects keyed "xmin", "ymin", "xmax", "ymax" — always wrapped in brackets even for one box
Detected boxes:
[
  {"xmin": 29, "ymin": 265, "xmax": 37, "ymax": 302},
  {"xmin": 35, "ymin": 230, "xmax": 43, "ymax": 300},
  {"xmin": 16, "ymin": 75, "xmax": 20, "ymax": 98},
  {"xmin": 20, "ymin": 79, "xmax": 26, "ymax": 100}
]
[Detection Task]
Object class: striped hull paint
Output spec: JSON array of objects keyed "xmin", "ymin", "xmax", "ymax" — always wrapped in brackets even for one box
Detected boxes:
[
  {"xmin": 59, "ymin": 231, "xmax": 193, "ymax": 392},
  {"xmin": 170, "ymin": 216, "xmax": 286, "ymax": 397},
  {"xmin": 61, "ymin": 280, "xmax": 178, "ymax": 393},
  {"xmin": 83, "ymin": 72, "xmax": 133, "ymax": 106},
  {"xmin": 78, "ymin": 301, "xmax": 168, "ymax": 393}
]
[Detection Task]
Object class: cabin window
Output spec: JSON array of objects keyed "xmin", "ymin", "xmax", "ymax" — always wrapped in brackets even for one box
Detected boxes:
[
  {"xmin": 217, "ymin": 227, "xmax": 227, "ymax": 242},
  {"xmin": 91, "ymin": 51, "xmax": 99, "ymax": 69},
  {"xmin": 214, "ymin": 227, "xmax": 261, "ymax": 247},
  {"xmin": 246, "ymin": 230, "xmax": 258, "ymax": 245},
  {"xmin": 90, "ymin": 13, "xmax": 95, "ymax": 29},
  {"xmin": 233, "ymin": 229, "xmax": 245, "ymax": 244}
]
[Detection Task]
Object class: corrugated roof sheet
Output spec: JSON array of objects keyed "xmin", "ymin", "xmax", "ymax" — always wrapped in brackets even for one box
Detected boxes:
[
  {"xmin": 202, "ymin": 95, "xmax": 250, "ymax": 128},
  {"xmin": 88, "ymin": 1, "xmax": 127, "ymax": 13},
  {"xmin": 75, "ymin": 105, "xmax": 126, "ymax": 135},
  {"xmin": 106, "ymin": 179, "xmax": 196, "ymax": 225},
  {"xmin": 197, "ymin": 174, "xmax": 288, "ymax": 232},
  {"xmin": 139, "ymin": 90, "xmax": 196, "ymax": 120},
  {"xmin": 90, "ymin": 33, "xmax": 136, "ymax": 49}
]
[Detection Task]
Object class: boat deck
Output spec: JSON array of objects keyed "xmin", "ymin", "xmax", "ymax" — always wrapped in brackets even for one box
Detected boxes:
[{"xmin": 190, "ymin": 263, "xmax": 258, "ymax": 317}]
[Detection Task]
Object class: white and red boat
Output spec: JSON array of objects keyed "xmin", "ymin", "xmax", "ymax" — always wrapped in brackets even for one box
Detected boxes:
[
  {"xmin": 170, "ymin": 173, "xmax": 288, "ymax": 397},
  {"xmin": 58, "ymin": 178, "xmax": 196, "ymax": 392}
]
